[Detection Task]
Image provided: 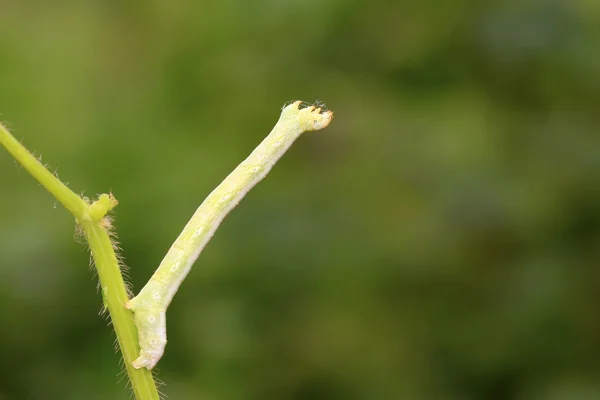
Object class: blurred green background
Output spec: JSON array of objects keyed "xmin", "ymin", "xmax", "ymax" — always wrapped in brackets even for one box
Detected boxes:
[{"xmin": 1, "ymin": 1, "xmax": 600, "ymax": 399}]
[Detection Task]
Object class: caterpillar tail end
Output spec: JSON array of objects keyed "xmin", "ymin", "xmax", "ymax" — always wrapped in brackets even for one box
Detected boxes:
[
  {"xmin": 132, "ymin": 352, "xmax": 162, "ymax": 370},
  {"xmin": 126, "ymin": 298, "xmax": 167, "ymax": 370}
]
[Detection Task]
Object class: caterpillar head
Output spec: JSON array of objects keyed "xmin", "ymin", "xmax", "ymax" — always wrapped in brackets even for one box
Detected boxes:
[{"xmin": 281, "ymin": 101, "xmax": 334, "ymax": 132}]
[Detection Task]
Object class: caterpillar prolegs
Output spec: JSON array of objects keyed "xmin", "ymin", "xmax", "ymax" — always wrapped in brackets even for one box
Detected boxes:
[{"xmin": 126, "ymin": 101, "xmax": 333, "ymax": 369}]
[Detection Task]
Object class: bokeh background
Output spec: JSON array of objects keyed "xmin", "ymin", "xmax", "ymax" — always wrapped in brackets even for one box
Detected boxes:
[{"xmin": 1, "ymin": 1, "xmax": 600, "ymax": 399}]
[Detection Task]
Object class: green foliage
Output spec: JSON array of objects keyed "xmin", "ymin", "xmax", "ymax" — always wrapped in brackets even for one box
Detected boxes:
[{"xmin": 1, "ymin": 1, "xmax": 600, "ymax": 399}]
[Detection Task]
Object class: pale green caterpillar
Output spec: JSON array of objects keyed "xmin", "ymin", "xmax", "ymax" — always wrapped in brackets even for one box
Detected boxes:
[{"xmin": 126, "ymin": 101, "xmax": 333, "ymax": 369}]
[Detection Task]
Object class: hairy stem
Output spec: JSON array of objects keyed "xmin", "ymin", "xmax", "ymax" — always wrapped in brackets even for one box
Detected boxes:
[
  {"xmin": 0, "ymin": 123, "xmax": 87, "ymax": 218},
  {"xmin": 0, "ymin": 123, "xmax": 160, "ymax": 400},
  {"xmin": 82, "ymin": 221, "xmax": 159, "ymax": 399}
]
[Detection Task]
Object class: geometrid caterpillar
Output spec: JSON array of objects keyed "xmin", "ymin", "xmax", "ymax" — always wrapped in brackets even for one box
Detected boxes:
[{"xmin": 126, "ymin": 101, "xmax": 334, "ymax": 369}]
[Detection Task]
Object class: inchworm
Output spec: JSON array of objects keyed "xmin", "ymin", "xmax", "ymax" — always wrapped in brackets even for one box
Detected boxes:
[{"xmin": 126, "ymin": 101, "xmax": 333, "ymax": 369}]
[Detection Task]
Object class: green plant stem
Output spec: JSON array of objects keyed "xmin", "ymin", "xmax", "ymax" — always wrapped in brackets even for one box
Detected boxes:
[
  {"xmin": 82, "ymin": 221, "xmax": 159, "ymax": 399},
  {"xmin": 0, "ymin": 123, "xmax": 160, "ymax": 400},
  {"xmin": 0, "ymin": 123, "xmax": 87, "ymax": 218}
]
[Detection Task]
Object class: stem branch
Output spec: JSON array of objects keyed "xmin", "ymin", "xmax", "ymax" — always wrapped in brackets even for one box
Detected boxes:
[{"xmin": 0, "ymin": 123, "xmax": 160, "ymax": 400}]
